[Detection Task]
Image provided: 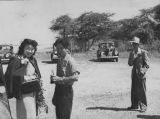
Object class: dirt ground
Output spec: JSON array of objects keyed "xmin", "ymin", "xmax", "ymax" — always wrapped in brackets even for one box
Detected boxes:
[{"xmin": 2, "ymin": 52, "xmax": 160, "ymax": 119}]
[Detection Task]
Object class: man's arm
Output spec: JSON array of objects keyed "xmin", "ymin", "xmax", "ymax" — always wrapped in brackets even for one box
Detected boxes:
[
  {"xmin": 128, "ymin": 52, "xmax": 134, "ymax": 66},
  {"xmin": 140, "ymin": 51, "xmax": 150, "ymax": 74},
  {"xmin": 62, "ymin": 72, "xmax": 79, "ymax": 82},
  {"xmin": 51, "ymin": 72, "xmax": 79, "ymax": 85}
]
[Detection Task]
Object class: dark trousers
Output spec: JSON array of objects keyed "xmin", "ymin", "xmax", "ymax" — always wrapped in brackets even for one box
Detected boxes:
[
  {"xmin": 131, "ymin": 74, "xmax": 147, "ymax": 109},
  {"xmin": 55, "ymin": 98, "xmax": 73, "ymax": 119},
  {"xmin": 53, "ymin": 85, "xmax": 73, "ymax": 119}
]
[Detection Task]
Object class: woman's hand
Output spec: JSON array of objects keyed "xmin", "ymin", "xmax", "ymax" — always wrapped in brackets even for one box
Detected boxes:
[
  {"xmin": 137, "ymin": 67, "xmax": 147, "ymax": 79},
  {"xmin": 139, "ymin": 67, "xmax": 148, "ymax": 76},
  {"xmin": 21, "ymin": 58, "xmax": 29, "ymax": 65}
]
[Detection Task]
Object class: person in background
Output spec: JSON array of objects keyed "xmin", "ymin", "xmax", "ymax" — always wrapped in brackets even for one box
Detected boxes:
[
  {"xmin": 50, "ymin": 39, "xmax": 80, "ymax": 119},
  {"xmin": 5, "ymin": 39, "xmax": 47, "ymax": 119},
  {"xmin": 0, "ymin": 58, "xmax": 13, "ymax": 119},
  {"xmin": 0, "ymin": 58, "xmax": 4, "ymax": 85},
  {"xmin": 127, "ymin": 37, "xmax": 149, "ymax": 112}
]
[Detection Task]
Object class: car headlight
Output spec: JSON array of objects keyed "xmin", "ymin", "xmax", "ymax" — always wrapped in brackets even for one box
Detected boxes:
[
  {"xmin": 114, "ymin": 51, "xmax": 118, "ymax": 55},
  {"xmin": 101, "ymin": 52, "xmax": 105, "ymax": 55},
  {"xmin": 5, "ymin": 53, "xmax": 11, "ymax": 58}
]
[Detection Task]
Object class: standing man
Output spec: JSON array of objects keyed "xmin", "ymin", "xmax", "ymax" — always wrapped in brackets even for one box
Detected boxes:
[
  {"xmin": 127, "ymin": 37, "xmax": 149, "ymax": 112},
  {"xmin": 50, "ymin": 39, "xmax": 80, "ymax": 119}
]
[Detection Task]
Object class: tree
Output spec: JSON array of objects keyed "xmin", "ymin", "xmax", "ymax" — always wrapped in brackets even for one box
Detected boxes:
[
  {"xmin": 50, "ymin": 4, "xmax": 160, "ymax": 52},
  {"xmin": 110, "ymin": 18, "xmax": 139, "ymax": 42},
  {"xmin": 110, "ymin": 8, "xmax": 156, "ymax": 44},
  {"xmin": 153, "ymin": 4, "xmax": 160, "ymax": 21},
  {"xmin": 74, "ymin": 12, "xmax": 114, "ymax": 51},
  {"xmin": 50, "ymin": 15, "xmax": 73, "ymax": 39},
  {"xmin": 131, "ymin": 9, "xmax": 154, "ymax": 44},
  {"xmin": 152, "ymin": 4, "xmax": 160, "ymax": 40}
]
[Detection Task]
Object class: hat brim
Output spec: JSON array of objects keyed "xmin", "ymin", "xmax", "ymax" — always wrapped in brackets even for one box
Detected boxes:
[{"xmin": 130, "ymin": 41, "xmax": 140, "ymax": 44}]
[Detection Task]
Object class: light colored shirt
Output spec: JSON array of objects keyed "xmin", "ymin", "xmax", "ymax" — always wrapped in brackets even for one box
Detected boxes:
[{"xmin": 57, "ymin": 54, "xmax": 79, "ymax": 77}]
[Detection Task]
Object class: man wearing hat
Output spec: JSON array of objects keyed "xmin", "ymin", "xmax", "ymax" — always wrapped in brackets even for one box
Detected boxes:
[{"xmin": 127, "ymin": 36, "xmax": 149, "ymax": 112}]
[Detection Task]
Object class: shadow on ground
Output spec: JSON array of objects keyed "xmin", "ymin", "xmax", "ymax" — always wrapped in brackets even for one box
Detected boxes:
[
  {"xmin": 89, "ymin": 59, "xmax": 99, "ymax": 62},
  {"xmin": 89, "ymin": 59, "xmax": 116, "ymax": 62},
  {"xmin": 137, "ymin": 115, "xmax": 160, "ymax": 119},
  {"xmin": 86, "ymin": 107, "xmax": 138, "ymax": 112},
  {"xmin": 41, "ymin": 61, "xmax": 57, "ymax": 64}
]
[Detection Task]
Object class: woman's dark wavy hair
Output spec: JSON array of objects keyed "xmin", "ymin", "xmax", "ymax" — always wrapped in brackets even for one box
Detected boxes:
[{"xmin": 17, "ymin": 38, "xmax": 38, "ymax": 57}]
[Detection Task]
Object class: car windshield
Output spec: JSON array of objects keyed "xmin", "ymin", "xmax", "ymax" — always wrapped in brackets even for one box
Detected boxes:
[
  {"xmin": 99, "ymin": 43, "xmax": 114, "ymax": 49},
  {"xmin": 0, "ymin": 46, "xmax": 12, "ymax": 51}
]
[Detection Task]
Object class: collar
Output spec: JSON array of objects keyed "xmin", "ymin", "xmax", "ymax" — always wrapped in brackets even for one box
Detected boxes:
[
  {"xmin": 60, "ymin": 53, "xmax": 70, "ymax": 61},
  {"xmin": 134, "ymin": 47, "xmax": 142, "ymax": 55}
]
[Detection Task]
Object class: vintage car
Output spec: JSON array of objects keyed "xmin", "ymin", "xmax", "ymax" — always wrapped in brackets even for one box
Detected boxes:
[
  {"xmin": 51, "ymin": 47, "xmax": 59, "ymax": 63},
  {"xmin": 97, "ymin": 42, "xmax": 119, "ymax": 62},
  {"xmin": 0, "ymin": 44, "xmax": 13, "ymax": 63}
]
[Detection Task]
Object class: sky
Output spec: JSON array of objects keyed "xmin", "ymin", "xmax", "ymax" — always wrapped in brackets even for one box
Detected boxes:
[{"xmin": 0, "ymin": 0, "xmax": 159, "ymax": 49}]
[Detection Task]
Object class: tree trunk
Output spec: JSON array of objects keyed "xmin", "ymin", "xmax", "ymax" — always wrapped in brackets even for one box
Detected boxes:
[{"xmin": 87, "ymin": 39, "xmax": 96, "ymax": 51}]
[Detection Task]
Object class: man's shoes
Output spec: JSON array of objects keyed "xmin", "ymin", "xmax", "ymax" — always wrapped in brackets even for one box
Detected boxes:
[
  {"xmin": 127, "ymin": 106, "xmax": 138, "ymax": 110},
  {"xmin": 139, "ymin": 103, "xmax": 147, "ymax": 113},
  {"xmin": 139, "ymin": 108, "xmax": 147, "ymax": 113}
]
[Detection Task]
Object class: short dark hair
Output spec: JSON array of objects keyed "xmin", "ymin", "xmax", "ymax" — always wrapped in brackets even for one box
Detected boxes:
[
  {"xmin": 54, "ymin": 39, "xmax": 70, "ymax": 49},
  {"xmin": 17, "ymin": 38, "xmax": 38, "ymax": 56}
]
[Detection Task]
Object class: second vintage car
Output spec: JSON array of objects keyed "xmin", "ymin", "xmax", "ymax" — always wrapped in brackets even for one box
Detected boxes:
[
  {"xmin": 97, "ymin": 42, "xmax": 119, "ymax": 62},
  {"xmin": 0, "ymin": 44, "xmax": 14, "ymax": 63}
]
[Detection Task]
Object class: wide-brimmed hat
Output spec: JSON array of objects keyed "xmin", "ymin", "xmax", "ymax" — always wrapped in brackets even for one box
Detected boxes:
[{"xmin": 130, "ymin": 37, "xmax": 140, "ymax": 44}]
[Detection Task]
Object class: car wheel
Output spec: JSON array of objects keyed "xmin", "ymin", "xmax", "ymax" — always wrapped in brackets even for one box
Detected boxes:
[
  {"xmin": 97, "ymin": 58, "xmax": 101, "ymax": 62},
  {"xmin": 115, "ymin": 58, "xmax": 118, "ymax": 62},
  {"xmin": 51, "ymin": 53, "xmax": 53, "ymax": 61}
]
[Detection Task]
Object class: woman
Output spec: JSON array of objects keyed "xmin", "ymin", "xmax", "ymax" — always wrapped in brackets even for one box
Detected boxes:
[{"xmin": 5, "ymin": 39, "xmax": 46, "ymax": 119}]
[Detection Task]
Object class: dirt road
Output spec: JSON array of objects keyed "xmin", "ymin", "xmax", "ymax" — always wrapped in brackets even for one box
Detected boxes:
[{"xmin": 3, "ymin": 53, "xmax": 160, "ymax": 119}]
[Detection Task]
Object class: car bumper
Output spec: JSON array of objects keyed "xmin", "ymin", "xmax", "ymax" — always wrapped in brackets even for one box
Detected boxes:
[
  {"xmin": 51, "ymin": 56, "xmax": 59, "ymax": 60},
  {"xmin": 1, "ymin": 58, "xmax": 10, "ymax": 63},
  {"xmin": 99, "ymin": 56, "xmax": 118, "ymax": 59}
]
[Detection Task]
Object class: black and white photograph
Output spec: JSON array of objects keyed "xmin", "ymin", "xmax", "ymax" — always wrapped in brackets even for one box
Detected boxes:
[{"xmin": 0, "ymin": 0, "xmax": 160, "ymax": 119}]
